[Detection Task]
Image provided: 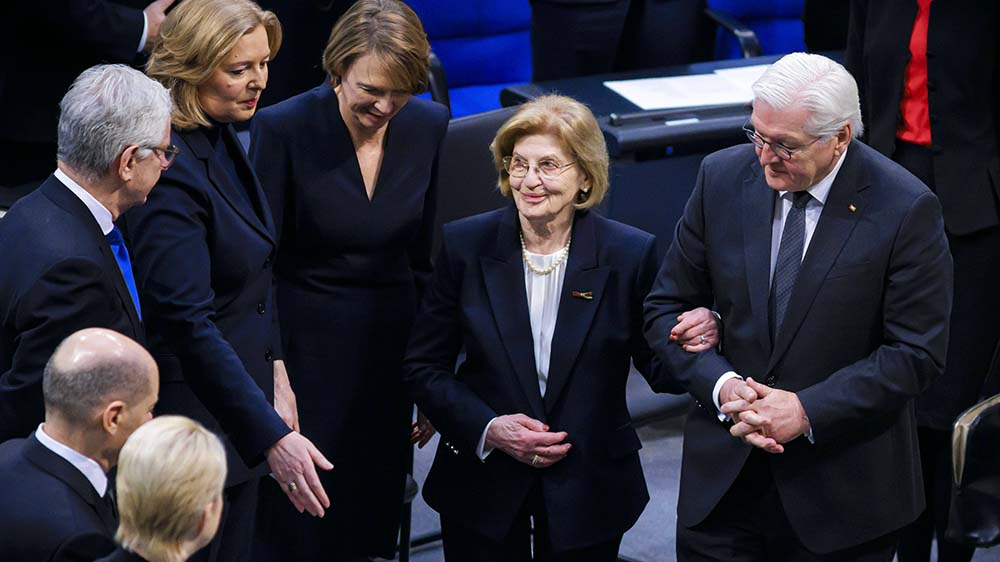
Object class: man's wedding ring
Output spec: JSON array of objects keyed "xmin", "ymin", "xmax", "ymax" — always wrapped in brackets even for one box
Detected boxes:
[
  {"xmin": 531, "ymin": 454, "xmax": 540, "ymax": 466},
  {"xmin": 699, "ymin": 335, "xmax": 708, "ymax": 345},
  {"xmin": 287, "ymin": 481, "xmax": 298, "ymax": 493}
]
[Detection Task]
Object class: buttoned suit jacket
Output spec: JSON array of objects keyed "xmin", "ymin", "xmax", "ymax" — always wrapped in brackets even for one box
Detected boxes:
[
  {"xmin": 122, "ymin": 124, "xmax": 290, "ymax": 486},
  {"xmin": 0, "ymin": 175, "xmax": 144, "ymax": 441},
  {"xmin": 404, "ymin": 207, "xmax": 681, "ymax": 552},
  {"xmin": 0, "ymin": 435, "xmax": 116, "ymax": 561},
  {"xmin": 644, "ymin": 141, "xmax": 953, "ymax": 554}
]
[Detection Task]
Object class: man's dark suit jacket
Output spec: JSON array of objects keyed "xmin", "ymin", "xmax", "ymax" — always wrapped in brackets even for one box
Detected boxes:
[
  {"xmin": 404, "ymin": 207, "xmax": 681, "ymax": 552},
  {"xmin": 0, "ymin": 175, "xmax": 144, "ymax": 441},
  {"xmin": 846, "ymin": 0, "xmax": 1000, "ymax": 237},
  {"xmin": 122, "ymin": 124, "xmax": 290, "ymax": 486},
  {"xmin": 94, "ymin": 546, "xmax": 149, "ymax": 562},
  {"xmin": 0, "ymin": 1, "xmax": 146, "ymax": 194},
  {"xmin": 644, "ymin": 141, "xmax": 953, "ymax": 554},
  {"xmin": 0, "ymin": 435, "xmax": 116, "ymax": 561}
]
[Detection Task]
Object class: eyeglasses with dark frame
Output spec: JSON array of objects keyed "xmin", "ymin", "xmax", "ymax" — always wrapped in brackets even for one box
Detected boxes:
[
  {"xmin": 143, "ymin": 144, "xmax": 180, "ymax": 169},
  {"xmin": 742, "ymin": 120, "xmax": 823, "ymax": 161},
  {"xmin": 502, "ymin": 155, "xmax": 577, "ymax": 180}
]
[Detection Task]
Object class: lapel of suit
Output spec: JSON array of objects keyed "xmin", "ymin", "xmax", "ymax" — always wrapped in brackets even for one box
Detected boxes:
[
  {"xmin": 41, "ymin": 178, "xmax": 143, "ymax": 336},
  {"xmin": 226, "ymin": 125, "xmax": 278, "ymax": 239},
  {"xmin": 22, "ymin": 434, "xmax": 116, "ymax": 533},
  {"xmin": 767, "ymin": 147, "xmax": 869, "ymax": 371},
  {"xmin": 543, "ymin": 211, "xmax": 608, "ymax": 413},
  {"xmin": 480, "ymin": 206, "xmax": 547, "ymax": 420},
  {"xmin": 742, "ymin": 168, "xmax": 776, "ymax": 357},
  {"xmin": 183, "ymin": 127, "xmax": 275, "ymax": 245}
]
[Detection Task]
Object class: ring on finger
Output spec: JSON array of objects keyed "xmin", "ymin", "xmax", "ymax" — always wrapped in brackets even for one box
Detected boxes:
[
  {"xmin": 531, "ymin": 454, "xmax": 540, "ymax": 466},
  {"xmin": 287, "ymin": 481, "xmax": 298, "ymax": 493},
  {"xmin": 699, "ymin": 335, "xmax": 708, "ymax": 345}
]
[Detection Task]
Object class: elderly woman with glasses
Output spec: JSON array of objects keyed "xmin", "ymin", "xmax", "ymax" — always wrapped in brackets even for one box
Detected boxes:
[
  {"xmin": 121, "ymin": 2, "xmax": 334, "ymax": 562},
  {"xmin": 247, "ymin": 0, "xmax": 449, "ymax": 560},
  {"xmin": 402, "ymin": 94, "xmax": 717, "ymax": 561}
]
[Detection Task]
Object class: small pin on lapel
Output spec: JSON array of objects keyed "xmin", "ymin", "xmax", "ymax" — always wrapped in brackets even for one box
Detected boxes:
[
  {"xmin": 848, "ymin": 204, "xmax": 857, "ymax": 213},
  {"xmin": 571, "ymin": 291, "xmax": 593, "ymax": 300}
]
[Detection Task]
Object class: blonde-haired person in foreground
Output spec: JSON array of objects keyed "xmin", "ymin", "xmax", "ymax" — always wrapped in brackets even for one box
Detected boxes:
[{"xmin": 95, "ymin": 416, "xmax": 227, "ymax": 562}]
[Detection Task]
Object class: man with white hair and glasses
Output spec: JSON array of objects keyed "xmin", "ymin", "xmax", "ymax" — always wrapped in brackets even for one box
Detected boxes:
[
  {"xmin": 645, "ymin": 52, "xmax": 953, "ymax": 561},
  {"xmin": 0, "ymin": 63, "xmax": 172, "ymax": 442}
]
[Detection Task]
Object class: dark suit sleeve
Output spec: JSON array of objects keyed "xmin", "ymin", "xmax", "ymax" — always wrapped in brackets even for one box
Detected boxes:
[
  {"xmin": 630, "ymin": 235, "xmax": 683, "ymax": 394},
  {"xmin": 128, "ymin": 178, "xmax": 290, "ymax": 464},
  {"xmin": 50, "ymin": 531, "xmax": 116, "ymax": 562},
  {"xmin": 249, "ymin": 113, "xmax": 291, "ymax": 361},
  {"xmin": 24, "ymin": 1, "xmax": 145, "ymax": 62},
  {"xmin": 643, "ymin": 159, "xmax": 737, "ymax": 408},
  {"xmin": 0, "ymin": 258, "xmax": 123, "ymax": 440},
  {"xmin": 797, "ymin": 191, "xmax": 952, "ymax": 443},
  {"xmin": 407, "ymin": 110, "xmax": 449, "ymax": 300},
  {"xmin": 402, "ymin": 232, "xmax": 498, "ymax": 453}
]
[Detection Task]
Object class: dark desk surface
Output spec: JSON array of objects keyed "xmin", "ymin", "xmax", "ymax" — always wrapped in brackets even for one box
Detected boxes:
[{"xmin": 501, "ymin": 53, "xmax": 842, "ymax": 157}]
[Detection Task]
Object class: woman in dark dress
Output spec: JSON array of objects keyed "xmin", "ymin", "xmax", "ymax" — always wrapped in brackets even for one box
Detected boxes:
[
  {"xmin": 124, "ymin": 2, "xmax": 333, "ymax": 561},
  {"xmin": 249, "ymin": 1, "xmax": 448, "ymax": 560}
]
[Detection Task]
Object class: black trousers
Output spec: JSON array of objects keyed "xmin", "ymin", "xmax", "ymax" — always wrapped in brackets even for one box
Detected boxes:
[
  {"xmin": 677, "ymin": 451, "xmax": 899, "ymax": 562},
  {"xmin": 189, "ymin": 477, "xmax": 259, "ymax": 562},
  {"xmin": 529, "ymin": 0, "xmax": 713, "ymax": 82},
  {"xmin": 440, "ymin": 484, "xmax": 622, "ymax": 562}
]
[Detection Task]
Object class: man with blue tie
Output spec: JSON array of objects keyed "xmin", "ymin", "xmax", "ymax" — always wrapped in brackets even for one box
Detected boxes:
[
  {"xmin": 0, "ymin": 63, "xmax": 172, "ymax": 442},
  {"xmin": 644, "ymin": 53, "xmax": 953, "ymax": 561}
]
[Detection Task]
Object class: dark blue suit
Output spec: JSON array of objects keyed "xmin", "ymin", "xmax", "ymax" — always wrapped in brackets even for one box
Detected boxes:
[
  {"xmin": 0, "ymin": 435, "xmax": 116, "ymax": 562},
  {"xmin": 249, "ymin": 85, "xmax": 449, "ymax": 560},
  {"xmin": 94, "ymin": 546, "xmax": 150, "ymax": 562},
  {"xmin": 644, "ymin": 141, "xmax": 953, "ymax": 556},
  {"xmin": 0, "ymin": 175, "xmax": 143, "ymax": 442},
  {"xmin": 403, "ymin": 206, "xmax": 679, "ymax": 554},
  {"xmin": 121, "ymin": 123, "xmax": 290, "ymax": 562}
]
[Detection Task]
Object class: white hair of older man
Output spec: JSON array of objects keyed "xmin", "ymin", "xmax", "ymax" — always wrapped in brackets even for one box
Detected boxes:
[
  {"xmin": 57, "ymin": 64, "xmax": 172, "ymax": 182},
  {"xmin": 752, "ymin": 52, "xmax": 864, "ymax": 140}
]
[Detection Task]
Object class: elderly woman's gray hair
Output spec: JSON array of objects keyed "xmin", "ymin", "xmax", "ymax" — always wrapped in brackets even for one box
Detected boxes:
[
  {"xmin": 752, "ymin": 52, "xmax": 864, "ymax": 140},
  {"xmin": 56, "ymin": 64, "xmax": 172, "ymax": 182}
]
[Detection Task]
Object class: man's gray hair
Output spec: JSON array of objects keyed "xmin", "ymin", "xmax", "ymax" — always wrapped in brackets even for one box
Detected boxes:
[
  {"xmin": 42, "ymin": 338, "xmax": 153, "ymax": 424},
  {"xmin": 752, "ymin": 52, "xmax": 864, "ymax": 140},
  {"xmin": 57, "ymin": 64, "xmax": 172, "ymax": 182}
]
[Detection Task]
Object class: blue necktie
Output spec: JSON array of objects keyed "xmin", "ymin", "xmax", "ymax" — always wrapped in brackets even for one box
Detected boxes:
[
  {"xmin": 106, "ymin": 226, "xmax": 142, "ymax": 320},
  {"xmin": 770, "ymin": 191, "xmax": 810, "ymax": 339}
]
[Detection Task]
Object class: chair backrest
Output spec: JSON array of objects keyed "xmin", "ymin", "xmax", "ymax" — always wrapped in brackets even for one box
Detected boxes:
[
  {"xmin": 408, "ymin": 0, "xmax": 531, "ymax": 117},
  {"xmin": 433, "ymin": 106, "xmax": 518, "ymax": 252},
  {"xmin": 708, "ymin": 0, "xmax": 805, "ymax": 59}
]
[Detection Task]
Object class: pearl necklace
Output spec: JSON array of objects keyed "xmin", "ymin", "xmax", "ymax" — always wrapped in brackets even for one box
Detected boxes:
[{"xmin": 520, "ymin": 231, "xmax": 571, "ymax": 276}]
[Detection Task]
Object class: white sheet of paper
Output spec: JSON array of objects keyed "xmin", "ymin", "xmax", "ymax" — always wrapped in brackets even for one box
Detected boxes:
[{"xmin": 602, "ymin": 63, "xmax": 772, "ymax": 111}]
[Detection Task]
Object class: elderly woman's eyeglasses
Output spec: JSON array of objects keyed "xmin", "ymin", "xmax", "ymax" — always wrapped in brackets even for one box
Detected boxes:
[
  {"xmin": 503, "ymin": 156, "xmax": 576, "ymax": 180},
  {"xmin": 144, "ymin": 144, "xmax": 181, "ymax": 169},
  {"xmin": 742, "ymin": 121, "xmax": 821, "ymax": 161}
]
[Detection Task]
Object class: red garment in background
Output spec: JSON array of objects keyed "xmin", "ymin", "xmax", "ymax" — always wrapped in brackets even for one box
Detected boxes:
[{"xmin": 897, "ymin": 0, "xmax": 933, "ymax": 146}]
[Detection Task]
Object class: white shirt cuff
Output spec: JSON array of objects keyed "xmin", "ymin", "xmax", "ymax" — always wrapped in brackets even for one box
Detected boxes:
[
  {"xmin": 476, "ymin": 417, "xmax": 498, "ymax": 461},
  {"xmin": 712, "ymin": 371, "xmax": 743, "ymax": 421},
  {"xmin": 137, "ymin": 12, "xmax": 149, "ymax": 53}
]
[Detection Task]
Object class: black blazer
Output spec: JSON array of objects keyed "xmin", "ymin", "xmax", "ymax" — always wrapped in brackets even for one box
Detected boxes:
[
  {"xmin": 0, "ymin": 435, "xmax": 116, "ymax": 561},
  {"xmin": 0, "ymin": 175, "xmax": 143, "ymax": 441},
  {"xmin": 846, "ymin": 0, "xmax": 1000, "ymax": 236},
  {"xmin": 404, "ymin": 207, "xmax": 679, "ymax": 552},
  {"xmin": 122, "ymin": 124, "xmax": 290, "ymax": 485},
  {"xmin": 94, "ymin": 546, "xmax": 149, "ymax": 562},
  {"xmin": 644, "ymin": 142, "xmax": 953, "ymax": 554}
]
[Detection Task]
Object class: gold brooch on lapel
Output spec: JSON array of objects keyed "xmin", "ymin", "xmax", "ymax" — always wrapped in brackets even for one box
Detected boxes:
[
  {"xmin": 848, "ymin": 204, "xmax": 857, "ymax": 213},
  {"xmin": 571, "ymin": 291, "xmax": 593, "ymax": 300}
]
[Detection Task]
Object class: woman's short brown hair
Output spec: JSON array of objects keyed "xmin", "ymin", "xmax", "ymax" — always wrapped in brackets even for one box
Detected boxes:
[
  {"xmin": 490, "ymin": 95, "xmax": 610, "ymax": 210},
  {"xmin": 322, "ymin": 0, "xmax": 430, "ymax": 94},
  {"xmin": 146, "ymin": 0, "xmax": 281, "ymax": 131}
]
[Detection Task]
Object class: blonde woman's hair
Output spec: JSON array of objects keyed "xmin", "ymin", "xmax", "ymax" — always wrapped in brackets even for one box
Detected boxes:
[
  {"xmin": 146, "ymin": 0, "xmax": 281, "ymax": 130},
  {"xmin": 322, "ymin": 0, "xmax": 430, "ymax": 94},
  {"xmin": 490, "ymin": 95, "xmax": 609, "ymax": 209},
  {"xmin": 115, "ymin": 416, "xmax": 227, "ymax": 562}
]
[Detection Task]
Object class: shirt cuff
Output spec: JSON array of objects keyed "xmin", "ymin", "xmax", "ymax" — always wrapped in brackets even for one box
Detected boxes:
[
  {"xmin": 476, "ymin": 417, "xmax": 498, "ymax": 461},
  {"xmin": 712, "ymin": 371, "xmax": 743, "ymax": 421},
  {"xmin": 137, "ymin": 12, "xmax": 149, "ymax": 53}
]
